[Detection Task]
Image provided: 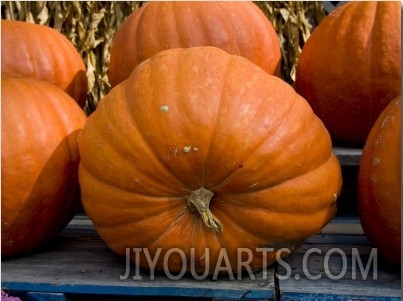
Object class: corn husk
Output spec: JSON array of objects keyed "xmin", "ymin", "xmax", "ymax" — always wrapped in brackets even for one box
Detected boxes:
[{"xmin": 256, "ymin": 1, "xmax": 327, "ymax": 85}]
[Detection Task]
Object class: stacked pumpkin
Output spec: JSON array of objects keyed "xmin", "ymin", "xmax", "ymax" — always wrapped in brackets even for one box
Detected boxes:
[
  {"xmin": 78, "ymin": 2, "xmax": 342, "ymax": 274},
  {"xmin": 358, "ymin": 96, "xmax": 401, "ymax": 266},
  {"xmin": 296, "ymin": 2, "xmax": 401, "ymax": 265},
  {"xmin": 1, "ymin": 20, "xmax": 87, "ymax": 256},
  {"xmin": 295, "ymin": 2, "xmax": 401, "ymax": 147}
]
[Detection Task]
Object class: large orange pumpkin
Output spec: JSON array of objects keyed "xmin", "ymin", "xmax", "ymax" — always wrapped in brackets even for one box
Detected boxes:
[
  {"xmin": 295, "ymin": 1, "xmax": 401, "ymax": 146},
  {"xmin": 1, "ymin": 20, "xmax": 88, "ymax": 107},
  {"xmin": 358, "ymin": 96, "xmax": 401, "ymax": 266},
  {"xmin": 1, "ymin": 77, "xmax": 87, "ymax": 256},
  {"xmin": 79, "ymin": 47, "xmax": 342, "ymax": 274},
  {"xmin": 108, "ymin": 1, "xmax": 281, "ymax": 87}
]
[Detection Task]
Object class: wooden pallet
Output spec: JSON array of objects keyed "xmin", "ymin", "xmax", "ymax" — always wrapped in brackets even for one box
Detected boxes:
[{"xmin": 2, "ymin": 148, "xmax": 401, "ymax": 300}]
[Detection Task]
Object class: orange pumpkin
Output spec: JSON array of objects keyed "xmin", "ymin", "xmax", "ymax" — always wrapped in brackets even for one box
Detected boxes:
[
  {"xmin": 295, "ymin": 2, "xmax": 401, "ymax": 146},
  {"xmin": 358, "ymin": 96, "xmax": 401, "ymax": 266},
  {"xmin": 1, "ymin": 20, "xmax": 88, "ymax": 107},
  {"xmin": 108, "ymin": 1, "xmax": 281, "ymax": 87},
  {"xmin": 79, "ymin": 47, "xmax": 342, "ymax": 274},
  {"xmin": 1, "ymin": 77, "xmax": 87, "ymax": 256}
]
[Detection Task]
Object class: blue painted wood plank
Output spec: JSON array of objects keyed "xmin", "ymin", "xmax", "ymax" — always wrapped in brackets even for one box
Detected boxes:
[
  {"xmin": 281, "ymin": 292, "xmax": 401, "ymax": 301},
  {"xmin": 22, "ymin": 292, "xmax": 68, "ymax": 301},
  {"xmin": 2, "ymin": 281, "xmax": 274, "ymax": 299}
]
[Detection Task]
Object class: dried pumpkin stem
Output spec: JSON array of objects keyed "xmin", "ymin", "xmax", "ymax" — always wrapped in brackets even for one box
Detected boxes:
[{"xmin": 186, "ymin": 187, "xmax": 223, "ymax": 233}]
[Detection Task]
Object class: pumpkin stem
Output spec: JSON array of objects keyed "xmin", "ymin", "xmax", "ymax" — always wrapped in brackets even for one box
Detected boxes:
[{"xmin": 186, "ymin": 187, "xmax": 223, "ymax": 233}]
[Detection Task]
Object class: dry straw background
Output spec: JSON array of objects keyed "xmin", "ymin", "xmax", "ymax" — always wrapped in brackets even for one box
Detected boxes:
[{"xmin": 1, "ymin": 1, "xmax": 330, "ymax": 115}]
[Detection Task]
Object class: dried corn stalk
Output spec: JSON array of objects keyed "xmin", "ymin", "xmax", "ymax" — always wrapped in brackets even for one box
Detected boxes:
[
  {"xmin": 256, "ymin": 1, "xmax": 327, "ymax": 85},
  {"xmin": 1, "ymin": 1, "xmax": 326, "ymax": 114}
]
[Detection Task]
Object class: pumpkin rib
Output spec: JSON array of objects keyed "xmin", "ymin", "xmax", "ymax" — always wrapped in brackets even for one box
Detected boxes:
[
  {"xmin": 213, "ymin": 205, "xmax": 271, "ymax": 245},
  {"xmin": 79, "ymin": 120, "xmax": 188, "ymax": 196},
  {"xmin": 77, "ymin": 134, "xmax": 178, "ymax": 197},
  {"xmin": 207, "ymin": 209, "xmax": 266, "ymax": 267},
  {"xmin": 84, "ymin": 154, "xmax": 339, "ymax": 230},
  {"xmin": 216, "ymin": 161, "xmax": 339, "ymax": 241},
  {"xmin": 96, "ymin": 209, "xmax": 187, "ymax": 255},
  {"xmin": 138, "ymin": 211, "xmax": 226, "ymax": 273},
  {"xmin": 128, "ymin": 47, "xmax": 227, "ymax": 192},
  {"xmin": 173, "ymin": 3, "xmax": 201, "ymax": 48},
  {"xmin": 204, "ymin": 3, "xmax": 240, "ymax": 55},
  {"xmin": 191, "ymin": 208, "xmax": 222, "ymax": 244},
  {"xmin": 97, "ymin": 201, "xmax": 186, "ymax": 230},
  {"xmin": 79, "ymin": 87, "xmax": 190, "ymax": 196},
  {"xmin": 140, "ymin": 208, "xmax": 210, "ymax": 251},
  {"xmin": 137, "ymin": 50, "xmax": 199, "ymax": 190},
  {"xmin": 185, "ymin": 215, "xmax": 224, "ymax": 272},
  {"xmin": 218, "ymin": 209, "xmax": 299, "ymax": 252},
  {"xmin": 151, "ymin": 205, "xmax": 227, "ymax": 257},
  {"xmin": 211, "ymin": 99, "xmax": 330, "ymax": 193},
  {"xmin": 122, "ymin": 69, "xmax": 195, "ymax": 193},
  {"xmin": 79, "ymin": 164, "xmax": 187, "ymax": 206},
  {"xmin": 198, "ymin": 55, "xmax": 232, "ymax": 187},
  {"xmin": 100, "ymin": 199, "xmax": 187, "ymax": 230},
  {"xmin": 79, "ymin": 168, "xmax": 189, "ymax": 230},
  {"xmin": 217, "ymin": 153, "xmax": 338, "ymax": 208},
  {"xmin": 217, "ymin": 207, "xmax": 272, "ymax": 244},
  {"xmin": 201, "ymin": 63, "xmax": 301, "ymax": 190},
  {"xmin": 211, "ymin": 155, "xmax": 340, "ymax": 247},
  {"xmin": 135, "ymin": 5, "xmax": 148, "ymax": 67},
  {"xmin": 146, "ymin": 216, "xmax": 190, "ymax": 251},
  {"xmin": 169, "ymin": 4, "xmax": 181, "ymax": 46},
  {"xmin": 210, "ymin": 90, "xmax": 300, "ymax": 191},
  {"xmin": 182, "ymin": 210, "xmax": 226, "ymax": 263},
  {"xmin": 211, "ymin": 155, "xmax": 340, "ymax": 240},
  {"xmin": 192, "ymin": 207, "xmax": 228, "ymax": 258},
  {"xmin": 188, "ymin": 212, "xmax": 209, "ymax": 252},
  {"xmin": 226, "ymin": 207, "xmax": 335, "ymax": 244}
]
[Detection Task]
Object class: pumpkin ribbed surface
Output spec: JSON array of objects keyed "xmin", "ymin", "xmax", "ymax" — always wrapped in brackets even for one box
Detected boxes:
[
  {"xmin": 295, "ymin": 1, "xmax": 401, "ymax": 146},
  {"xmin": 1, "ymin": 77, "xmax": 87, "ymax": 256},
  {"xmin": 79, "ymin": 47, "xmax": 342, "ymax": 274},
  {"xmin": 1, "ymin": 20, "xmax": 88, "ymax": 107},
  {"xmin": 358, "ymin": 96, "xmax": 401, "ymax": 266},
  {"xmin": 108, "ymin": 1, "xmax": 281, "ymax": 87}
]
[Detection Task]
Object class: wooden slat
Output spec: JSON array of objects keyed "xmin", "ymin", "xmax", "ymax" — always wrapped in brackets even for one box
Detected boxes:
[
  {"xmin": 1, "ymin": 224, "xmax": 276, "ymax": 300},
  {"xmin": 320, "ymin": 216, "xmax": 364, "ymax": 235},
  {"xmin": 278, "ymin": 232, "xmax": 401, "ymax": 300},
  {"xmin": 333, "ymin": 147, "xmax": 362, "ymax": 166},
  {"xmin": 2, "ymin": 215, "xmax": 401, "ymax": 300}
]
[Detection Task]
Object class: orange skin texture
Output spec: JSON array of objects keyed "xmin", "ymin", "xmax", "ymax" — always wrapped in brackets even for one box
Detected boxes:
[
  {"xmin": 295, "ymin": 2, "xmax": 401, "ymax": 146},
  {"xmin": 79, "ymin": 47, "xmax": 342, "ymax": 274},
  {"xmin": 108, "ymin": 1, "xmax": 281, "ymax": 87},
  {"xmin": 1, "ymin": 78, "xmax": 87, "ymax": 256},
  {"xmin": 1, "ymin": 20, "xmax": 88, "ymax": 108},
  {"xmin": 358, "ymin": 97, "xmax": 401, "ymax": 266}
]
